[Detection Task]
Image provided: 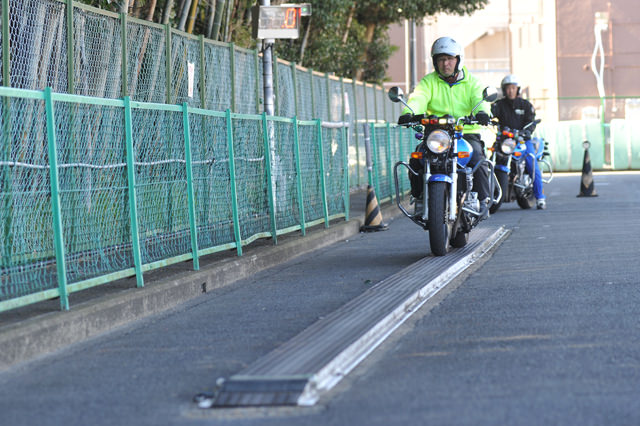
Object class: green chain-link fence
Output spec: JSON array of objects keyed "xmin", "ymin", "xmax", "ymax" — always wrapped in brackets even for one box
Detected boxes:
[
  {"xmin": 0, "ymin": 86, "xmax": 413, "ymax": 313},
  {"xmin": 0, "ymin": 0, "xmax": 412, "ymax": 312}
]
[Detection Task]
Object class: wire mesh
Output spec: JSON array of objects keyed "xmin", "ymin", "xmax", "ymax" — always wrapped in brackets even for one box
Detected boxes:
[
  {"xmin": 234, "ymin": 49, "xmax": 259, "ymax": 114},
  {"xmin": 296, "ymin": 69, "xmax": 313, "ymax": 120},
  {"xmin": 130, "ymin": 107, "xmax": 190, "ymax": 265},
  {"xmin": 171, "ymin": 32, "xmax": 202, "ymax": 108},
  {"xmin": 126, "ymin": 21, "xmax": 167, "ymax": 103},
  {"xmin": 297, "ymin": 122, "xmax": 323, "ymax": 222},
  {"xmin": 328, "ymin": 78, "xmax": 343, "ymax": 123},
  {"xmin": 188, "ymin": 111, "xmax": 235, "ymax": 250},
  {"xmin": 9, "ymin": 0, "xmax": 68, "ymax": 92},
  {"xmin": 322, "ymin": 126, "xmax": 346, "ymax": 217},
  {"xmin": 312, "ymin": 74, "xmax": 328, "ymax": 121},
  {"xmin": 276, "ymin": 62, "xmax": 295, "ymax": 118},
  {"xmin": 72, "ymin": 7, "xmax": 123, "ymax": 98},
  {"xmin": 373, "ymin": 125, "xmax": 391, "ymax": 200},
  {"xmin": 0, "ymin": 97, "xmax": 56, "ymax": 301},
  {"xmin": 54, "ymin": 100, "xmax": 132, "ymax": 283},
  {"xmin": 232, "ymin": 116, "xmax": 270, "ymax": 240},
  {"xmin": 270, "ymin": 119, "xmax": 300, "ymax": 230},
  {"xmin": 203, "ymin": 41, "xmax": 232, "ymax": 112}
]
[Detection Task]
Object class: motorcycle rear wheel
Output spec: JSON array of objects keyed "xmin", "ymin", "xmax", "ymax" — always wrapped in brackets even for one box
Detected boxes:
[
  {"xmin": 517, "ymin": 188, "xmax": 536, "ymax": 209},
  {"xmin": 428, "ymin": 181, "xmax": 451, "ymax": 256}
]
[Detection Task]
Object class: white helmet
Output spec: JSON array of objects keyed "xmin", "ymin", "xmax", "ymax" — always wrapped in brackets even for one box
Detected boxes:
[
  {"xmin": 501, "ymin": 74, "xmax": 520, "ymax": 95},
  {"xmin": 431, "ymin": 37, "xmax": 464, "ymax": 75}
]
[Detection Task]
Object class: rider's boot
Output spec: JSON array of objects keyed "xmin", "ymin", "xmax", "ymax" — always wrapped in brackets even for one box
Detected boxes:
[{"xmin": 478, "ymin": 197, "xmax": 490, "ymax": 220}]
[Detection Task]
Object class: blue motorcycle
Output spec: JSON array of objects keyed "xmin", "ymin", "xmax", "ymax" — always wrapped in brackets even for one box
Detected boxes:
[
  {"xmin": 388, "ymin": 86, "xmax": 499, "ymax": 256},
  {"xmin": 489, "ymin": 119, "xmax": 553, "ymax": 213}
]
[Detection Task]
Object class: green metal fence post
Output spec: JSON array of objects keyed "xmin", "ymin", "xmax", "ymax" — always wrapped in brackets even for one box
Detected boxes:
[
  {"xmin": 254, "ymin": 48, "xmax": 260, "ymax": 114},
  {"xmin": 123, "ymin": 96, "xmax": 144, "ymax": 288},
  {"xmin": 340, "ymin": 77, "xmax": 349, "ymax": 220},
  {"xmin": 44, "ymin": 88, "xmax": 69, "ymax": 310},
  {"xmin": 182, "ymin": 103, "xmax": 199, "ymax": 270},
  {"xmin": 261, "ymin": 112, "xmax": 278, "ymax": 243},
  {"xmin": 317, "ymin": 119, "xmax": 329, "ymax": 228},
  {"xmin": 273, "ymin": 55, "xmax": 280, "ymax": 117},
  {"xmin": 309, "ymin": 68, "xmax": 316, "ymax": 119},
  {"xmin": 363, "ymin": 83, "xmax": 369, "ymax": 124},
  {"xmin": 374, "ymin": 84, "xmax": 380, "ymax": 123},
  {"xmin": 165, "ymin": 24, "xmax": 172, "ymax": 104},
  {"xmin": 381, "ymin": 85, "xmax": 388, "ymax": 122},
  {"xmin": 370, "ymin": 122, "xmax": 380, "ymax": 199},
  {"xmin": 1, "ymin": 0, "xmax": 10, "ymax": 268},
  {"xmin": 226, "ymin": 109, "xmax": 242, "ymax": 255},
  {"xmin": 352, "ymin": 79, "xmax": 360, "ymax": 187},
  {"xmin": 291, "ymin": 62, "xmax": 299, "ymax": 117},
  {"xmin": 292, "ymin": 116, "xmax": 305, "ymax": 235},
  {"xmin": 199, "ymin": 35, "xmax": 206, "ymax": 109},
  {"xmin": 229, "ymin": 42, "xmax": 236, "ymax": 112},
  {"xmin": 325, "ymin": 73, "xmax": 331, "ymax": 121},
  {"xmin": 120, "ymin": 13, "xmax": 128, "ymax": 97},
  {"xmin": 386, "ymin": 122, "xmax": 393, "ymax": 201},
  {"xmin": 65, "ymin": 0, "xmax": 75, "ymax": 94}
]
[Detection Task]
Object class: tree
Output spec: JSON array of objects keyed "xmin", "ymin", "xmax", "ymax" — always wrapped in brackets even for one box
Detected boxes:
[
  {"xmin": 272, "ymin": 0, "xmax": 487, "ymax": 83},
  {"xmin": 73, "ymin": 0, "xmax": 489, "ymax": 83}
]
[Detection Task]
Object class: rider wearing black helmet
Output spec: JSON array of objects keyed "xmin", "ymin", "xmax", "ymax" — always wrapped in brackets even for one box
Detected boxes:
[{"xmin": 491, "ymin": 74, "xmax": 546, "ymax": 209}]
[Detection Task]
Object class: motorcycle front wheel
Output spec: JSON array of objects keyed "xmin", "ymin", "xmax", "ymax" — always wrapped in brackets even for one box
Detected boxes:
[{"xmin": 428, "ymin": 181, "xmax": 451, "ymax": 256}]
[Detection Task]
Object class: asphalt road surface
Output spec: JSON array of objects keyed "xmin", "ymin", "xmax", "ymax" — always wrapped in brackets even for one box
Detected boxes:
[{"xmin": 1, "ymin": 172, "xmax": 639, "ymax": 426}]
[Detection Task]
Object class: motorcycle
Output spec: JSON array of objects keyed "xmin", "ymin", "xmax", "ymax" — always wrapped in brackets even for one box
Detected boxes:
[
  {"xmin": 387, "ymin": 86, "xmax": 499, "ymax": 256},
  {"xmin": 488, "ymin": 120, "xmax": 553, "ymax": 213}
]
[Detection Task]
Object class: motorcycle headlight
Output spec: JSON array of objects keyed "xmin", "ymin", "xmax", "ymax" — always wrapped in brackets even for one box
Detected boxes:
[
  {"xmin": 501, "ymin": 138, "xmax": 517, "ymax": 155},
  {"xmin": 426, "ymin": 129, "xmax": 452, "ymax": 154}
]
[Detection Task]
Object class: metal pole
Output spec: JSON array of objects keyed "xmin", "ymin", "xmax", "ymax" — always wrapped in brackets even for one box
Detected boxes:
[
  {"xmin": 409, "ymin": 19, "xmax": 417, "ymax": 92},
  {"xmin": 260, "ymin": 0, "xmax": 275, "ymax": 116}
]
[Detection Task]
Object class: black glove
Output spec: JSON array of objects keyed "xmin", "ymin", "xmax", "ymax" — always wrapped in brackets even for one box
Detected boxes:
[
  {"xmin": 476, "ymin": 111, "xmax": 490, "ymax": 126},
  {"xmin": 398, "ymin": 114, "xmax": 413, "ymax": 125},
  {"xmin": 521, "ymin": 129, "xmax": 531, "ymax": 139}
]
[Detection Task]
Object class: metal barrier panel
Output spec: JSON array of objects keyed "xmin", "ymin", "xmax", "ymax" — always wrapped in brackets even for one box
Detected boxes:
[
  {"xmin": 126, "ymin": 20, "xmax": 167, "ymax": 103},
  {"xmin": 9, "ymin": 0, "xmax": 68, "ymax": 92},
  {"xmin": 170, "ymin": 32, "xmax": 203, "ymax": 108},
  {"xmin": 231, "ymin": 114, "xmax": 270, "ymax": 243},
  {"xmin": 72, "ymin": 6, "xmax": 122, "ymax": 98},
  {"xmin": 130, "ymin": 105, "xmax": 191, "ymax": 265},
  {"xmin": 54, "ymin": 99, "xmax": 132, "ymax": 283},
  {"xmin": 187, "ymin": 110, "xmax": 236, "ymax": 252},
  {"xmin": 297, "ymin": 121, "xmax": 324, "ymax": 223},
  {"xmin": 0, "ymin": 96, "xmax": 57, "ymax": 302},
  {"xmin": 202, "ymin": 40, "xmax": 232, "ymax": 112},
  {"xmin": 234, "ymin": 47, "xmax": 260, "ymax": 114},
  {"xmin": 270, "ymin": 118, "xmax": 302, "ymax": 231}
]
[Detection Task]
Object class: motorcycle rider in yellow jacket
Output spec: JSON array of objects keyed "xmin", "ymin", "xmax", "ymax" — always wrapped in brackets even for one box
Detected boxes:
[{"xmin": 399, "ymin": 36, "xmax": 492, "ymax": 219}]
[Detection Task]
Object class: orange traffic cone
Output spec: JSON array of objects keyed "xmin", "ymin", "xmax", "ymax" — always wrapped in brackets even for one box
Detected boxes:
[
  {"xmin": 360, "ymin": 185, "xmax": 388, "ymax": 232},
  {"xmin": 577, "ymin": 141, "xmax": 598, "ymax": 197}
]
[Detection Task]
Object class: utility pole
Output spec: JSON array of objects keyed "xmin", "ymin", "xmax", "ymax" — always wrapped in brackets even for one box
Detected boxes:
[{"xmin": 260, "ymin": 0, "xmax": 275, "ymax": 116}]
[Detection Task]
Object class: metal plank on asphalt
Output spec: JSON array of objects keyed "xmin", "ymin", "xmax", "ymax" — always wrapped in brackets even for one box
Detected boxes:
[{"xmin": 209, "ymin": 225, "xmax": 509, "ymax": 407}]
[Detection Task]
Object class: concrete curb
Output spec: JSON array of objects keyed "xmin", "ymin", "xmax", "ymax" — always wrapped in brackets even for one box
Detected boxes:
[{"xmin": 0, "ymin": 201, "xmax": 401, "ymax": 371}]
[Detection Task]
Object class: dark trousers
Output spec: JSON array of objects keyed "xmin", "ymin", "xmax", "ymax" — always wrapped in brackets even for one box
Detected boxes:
[{"xmin": 409, "ymin": 133, "xmax": 490, "ymax": 201}]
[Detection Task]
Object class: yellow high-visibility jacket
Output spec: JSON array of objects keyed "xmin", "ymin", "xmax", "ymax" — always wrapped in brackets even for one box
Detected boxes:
[{"xmin": 402, "ymin": 66, "xmax": 490, "ymax": 134}]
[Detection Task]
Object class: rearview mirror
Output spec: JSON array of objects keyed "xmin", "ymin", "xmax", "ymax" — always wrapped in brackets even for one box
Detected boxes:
[
  {"xmin": 483, "ymin": 86, "xmax": 498, "ymax": 103},
  {"xmin": 388, "ymin": 86, "xmax": 404, "ymax": 103}
]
